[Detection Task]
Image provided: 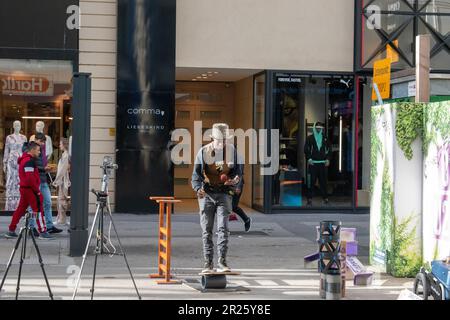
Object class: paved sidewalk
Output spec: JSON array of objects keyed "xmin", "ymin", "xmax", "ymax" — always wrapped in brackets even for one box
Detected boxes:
[{"xmin": 0, "ymin": 207, "xmax": 414, "ymax": 300}]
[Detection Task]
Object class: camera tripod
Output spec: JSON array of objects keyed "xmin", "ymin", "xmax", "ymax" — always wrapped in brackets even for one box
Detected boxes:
[
  {"xmin": 0, "ymin": 211, "xmax": 53, "ymax": 300},
  {"xmin": 72, "ymin": 188, "xmax": 141, "ymax": 300}
]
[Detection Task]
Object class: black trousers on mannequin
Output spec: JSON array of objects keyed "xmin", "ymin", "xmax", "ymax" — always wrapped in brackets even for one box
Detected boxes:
[
  {"xmin": 307, "ymin": 163, "xmax": 328, "ymax": 200},
  {"xmin": 232, "ymin": 192, "xmax": 249, "ymax": 222}
]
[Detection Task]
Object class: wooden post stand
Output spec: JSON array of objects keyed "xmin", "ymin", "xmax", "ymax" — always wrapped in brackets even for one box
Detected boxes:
[{"xmin": 149, "ymin": 196, "xmax": 181, "ymax": 284}]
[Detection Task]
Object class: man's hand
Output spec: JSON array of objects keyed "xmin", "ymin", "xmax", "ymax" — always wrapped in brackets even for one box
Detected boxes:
[
  {"xmin": 197, "ymin": 188, "xmax": 205, "ymax": 199},
  {"xmin": 44, "ymin": 165, "xmax": 51, "ymax": 172},
  {"xmin": 325, "ymin": 160, "xmax": 330, "ymax": 167},
  {"xmin": 308, "ymin": 159, "xmax": 314, "ymax": 166},
  {"xmin": 224, "ymin": 175, "xmax": 240, "ymax": 186},
  {"xmin": 235, "ymin": 188, "xmax": 241, "ymax": 195}
]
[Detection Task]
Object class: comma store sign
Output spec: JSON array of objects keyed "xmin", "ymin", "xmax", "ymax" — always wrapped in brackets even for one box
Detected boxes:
[{"xmin": 125, "ymin": 107, "xmax": 166, "ymax": 131}]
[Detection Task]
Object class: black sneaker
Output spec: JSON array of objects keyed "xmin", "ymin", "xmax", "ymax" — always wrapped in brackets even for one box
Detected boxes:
[
  {"xmin": 4, "ymin": 231, "xmax": 18, "ymax": 239},
  {"xmin": 201, "ymin": 260, "xmax": 214, "ymax": 274},
  {"xmin": 217, "ymin": 257, "xmax": 231, "ymax": 272},
  {"xmin": 48, "ymin": 226, "xmax": 63, "ymax": 234},
  {"xmin": 323, "ymin": 198, "xmax": 329, "ymax": 205},
  {"xmin": 307, "ymin": 199, "xmax": 312, "ymax": 206},
  {"xmin": 38, "ymin": 232, "xmax": 55, "ymax": 240},
  {"xmin": 244, "ymin": 217, "xmax": 252, "ymax": 233},
  {"xmin": 30, "ymin": 228, "xmax": 39, "ymax": 237}
]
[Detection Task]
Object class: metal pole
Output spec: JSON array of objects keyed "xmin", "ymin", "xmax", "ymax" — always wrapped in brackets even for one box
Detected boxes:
[
  {"xmin": 70, "ymin": 72, "xmax": 92, "ymax": 256},
  {"xmin": 415, "ymin": 35, "xmax": 431, "ymax": 103}
]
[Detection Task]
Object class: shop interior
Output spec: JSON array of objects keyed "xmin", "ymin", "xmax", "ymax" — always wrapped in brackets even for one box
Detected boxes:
[
  {"xmin": 0, "ymin": 59, "xmax": 73, "ymax": 213},
  {"xmin": 272, "ymin": 73, "xmax": 356, "ymax": 208}
]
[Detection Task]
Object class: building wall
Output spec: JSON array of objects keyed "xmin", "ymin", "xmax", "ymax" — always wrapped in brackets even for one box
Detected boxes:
[
  {"xmin": 176, "ymin": 0, "xmax": 355, "ymax": 72},
  {"xmin": 79, "ymin": 0, "xmax": 117, "ymax": 212},
  {"xmin": 233, "ymin": 76, "xmax": 254, "ymax": 207}
]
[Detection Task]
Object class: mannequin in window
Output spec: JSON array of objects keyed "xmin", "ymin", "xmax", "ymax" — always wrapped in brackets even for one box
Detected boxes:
[
  {"xmin": 30, "ymin": 121, "xmax": 53, "ymax": 161},
  {"xmin": 304, "ymin": 121, "xmax": 330, "ymax": 205},
  {"xmin": 3, "ymin": 121, "xmax": 27, "ymax": 210},
  {"xmin": 53, "ymin": 138, "xmax": 70, "ymax": 225}
]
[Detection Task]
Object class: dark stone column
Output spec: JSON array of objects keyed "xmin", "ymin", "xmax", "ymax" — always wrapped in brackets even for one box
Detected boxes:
[{"xmin": 116, "ymin": 0, "xmax": 176, "ymax": 213}]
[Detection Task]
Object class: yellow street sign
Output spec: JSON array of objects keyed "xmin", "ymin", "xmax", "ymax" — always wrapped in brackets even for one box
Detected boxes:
[
  {"xmin": 372, "ymin": 58, "xmax": 391, "ymax": 100},
  {"xmin": 386, "ymin": 40, "xmax": 399, "ymax": 63}
]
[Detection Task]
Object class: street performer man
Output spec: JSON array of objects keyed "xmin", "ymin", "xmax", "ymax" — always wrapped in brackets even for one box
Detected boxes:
[
  {"xmin": 5, "ymin": 141, "xmax": 51, "ymax": 239},
  {"xmin": 191, "ymin": 123, "xmax": 242, "ymax": 274}
]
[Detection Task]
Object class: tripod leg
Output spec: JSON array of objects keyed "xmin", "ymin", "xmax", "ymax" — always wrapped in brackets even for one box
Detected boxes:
[
  {"xmin": 29, "ymin": 232, "xmax": 53, "ymax": 300},
  {"xmin": 72, "ymin": 204, "xmax": 101, "ymax": 300},
  {"xmin": 0, "ymin": 229, "xmax": 24, "ymax": 292},
  {"xmin": 107, "ymin": 209, "xmax": 142, "ymax": 300},
  {"xmin": 90, "ymin": 213, "xmax": 102, "ymax": 300},
  {"xmin": 90, "ymin": 249, "xmax": 99, "ymax": 300},
  {"xmin": 15, "ymin": 227, "xmax": 29, "ymax": 300}
]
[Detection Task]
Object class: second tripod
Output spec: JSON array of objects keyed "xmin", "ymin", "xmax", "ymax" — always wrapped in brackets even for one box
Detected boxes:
[
  {"xmin": 0, "ymin": 212, "xmax": 53, "ymax": 300},
  {"xmin": 72, "ymin": 189, "xmax": 141, "ymax": 300}
]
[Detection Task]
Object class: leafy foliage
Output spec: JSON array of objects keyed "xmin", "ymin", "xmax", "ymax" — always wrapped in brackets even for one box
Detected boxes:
[
  {"xmin": 370, "ymin": 107, "xmax": 384, "ymax": 194},
  {"xmin": 423, "ymin": 101, "xmax": 450, "ymax": 157},
  {"xmin": 380, "ymin": 162, "xmax": 394, "ymax": 253},
  {"xmin": 388, "ymin": 214, "xmax": 422, "ymax": 278},
  {"xmin": 395, "ymin": 103, "xmax": 425, "ymax": 160}
]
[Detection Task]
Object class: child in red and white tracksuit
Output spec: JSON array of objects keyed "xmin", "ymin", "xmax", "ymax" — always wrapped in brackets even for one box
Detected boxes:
[{"xmin": 8, "ymin": 151, "xmax": 47, "ymax": 234}]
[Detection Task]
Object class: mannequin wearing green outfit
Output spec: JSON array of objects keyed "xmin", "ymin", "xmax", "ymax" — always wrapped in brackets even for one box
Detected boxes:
[{"xmin": 304, "ymin": 122, "xmax": 331, "ymax": 205}]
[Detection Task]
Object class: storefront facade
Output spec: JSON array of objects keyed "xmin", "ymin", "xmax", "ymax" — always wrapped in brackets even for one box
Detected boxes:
[
  {"xmin": 0, "ymin": 1, "xmax": 79, "ymax": 214},
  {"xmin": 1, "ymin": 0, "xmax": 449, "ymax": 215}
]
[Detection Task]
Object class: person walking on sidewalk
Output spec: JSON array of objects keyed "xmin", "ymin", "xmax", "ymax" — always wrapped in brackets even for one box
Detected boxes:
[
  {"xmin": 29, "ymin": 133, "xmax": 62, "ymax": 235},
  {"xmin": 230, "ymin": 153, "xmax": 251, "ymax": 232},
  {"xmin": 192, "ymin": 123, "xmax": 242, "ymax": 274},
  {"xmin": 5, "ymin": 142, "xmax": 53, "ymax": 239}
]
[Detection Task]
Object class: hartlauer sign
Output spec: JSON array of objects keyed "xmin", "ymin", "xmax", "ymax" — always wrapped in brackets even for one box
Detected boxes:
[{"xmin": 0, "ymin": 74, "xmax": 54, "ymax": 96}]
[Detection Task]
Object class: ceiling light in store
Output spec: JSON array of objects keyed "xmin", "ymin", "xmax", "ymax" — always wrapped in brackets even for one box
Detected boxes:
[
  {"xmin": 22, "ymin": 116, "xmax": 62, "ymax": 120},
  {"xmin": 214, "ymin": 72, "xmax": 219, "ymax": 74},
  {"xmin": 202, "ymin": 74, "xmax": 207, "ymax": 76},
  {"xmin": 196, "ymin": 76, "xmax": 202, "ymax": 79},
  {"xmin": 207, "ymin": 71, "xmax": 213, "ymax": 74}
]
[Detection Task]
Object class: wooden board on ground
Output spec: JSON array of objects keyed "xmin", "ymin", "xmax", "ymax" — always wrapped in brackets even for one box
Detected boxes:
[{"xmin": 198, "ymin": 271, "xmax": 241, "ymax": 276}]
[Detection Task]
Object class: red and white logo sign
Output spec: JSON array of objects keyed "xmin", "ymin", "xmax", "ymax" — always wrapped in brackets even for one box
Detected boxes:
[{"xmin": 0, "ymin": 74, "xmax": 54, "ymax": 96}]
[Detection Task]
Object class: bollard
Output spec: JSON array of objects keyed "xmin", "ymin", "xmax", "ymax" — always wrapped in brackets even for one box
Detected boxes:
[
  {"xmin": 325, "ymin": 274, "xmax": 342, "ymax": 300},
  {"xmin": 319, "ymin": 273, "xmax": 326, "ymax": 299},
  {"xmin": 318, "ymin": 221, "xmax": 342, "ymax": 300}
]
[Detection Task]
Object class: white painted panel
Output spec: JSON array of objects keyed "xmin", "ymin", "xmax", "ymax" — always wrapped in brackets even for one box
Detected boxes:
[
  {"xmin": 91, "ymin": 78, "xmax": 116, "ymax": 91},
  {"xmin": 80, "ymin": 27, "xmax": 117, "ymax": 41},
  {"xmin": 80, "ymin": 1, "xmax": 117, "ymax": 15},
  {"xmin": 91, "ymin": 115, "xmax": 116, "ymax": 128},
  {"xmin": 91, "ymin": 90, "xmax": 116, "ymax": 104},
  {"xmin": 79, "ymin": 52, "xmax": 116, "ymax": 65},
  {"xmin": 90, "ymin": 140, "xmax": 116, "ymax": 153},
  {"xmin": 176, "ymin": 0, "xmax": 354, "ymax": 72},
  {"xmin": 79, "ymin": 65, "xmax": 116, "ymax": 78},
  {"xmin": 91, "ymin": 128, "xmax": 116, "ymax": 141},
  {"xmin": 91, "ymin": 103, "xmax": 116, "ymax": 116},
  {"xmin": 81, "ymin": 14, "xmax": 117, "ymax": 28},
  {"xmin": 80, "ymin": 40, "xmax": 116, "ymax": 53}
]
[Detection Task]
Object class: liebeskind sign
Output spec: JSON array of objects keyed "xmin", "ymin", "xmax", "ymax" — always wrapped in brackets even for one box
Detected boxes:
[{"xmin": 0, "ymin": 74, "xmax": 54, "ymax": 96}]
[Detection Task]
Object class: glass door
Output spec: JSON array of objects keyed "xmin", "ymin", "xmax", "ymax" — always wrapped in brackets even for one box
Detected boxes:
[
  {"xmin": 271, "ymin": 73, "xmax": 355, "ymax": 209},
  {"xmin": 252, "ymin": 73, "xmax": 266, "ymax": 210}
]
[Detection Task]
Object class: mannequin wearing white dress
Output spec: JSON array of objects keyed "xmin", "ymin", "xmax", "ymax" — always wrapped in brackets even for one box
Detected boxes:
[
  {"xmin": 29, "ymin": 121, "xmax": 53, "ymax": 161},
  {"xmin": 3, "ymin": 121, "xmax": 27, "ymax": 211}
]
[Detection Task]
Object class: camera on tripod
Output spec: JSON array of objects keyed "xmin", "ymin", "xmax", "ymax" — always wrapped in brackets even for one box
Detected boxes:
[{"xmin": 100, "ymin": 156, "xmax": 118, "ymax": 174}]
